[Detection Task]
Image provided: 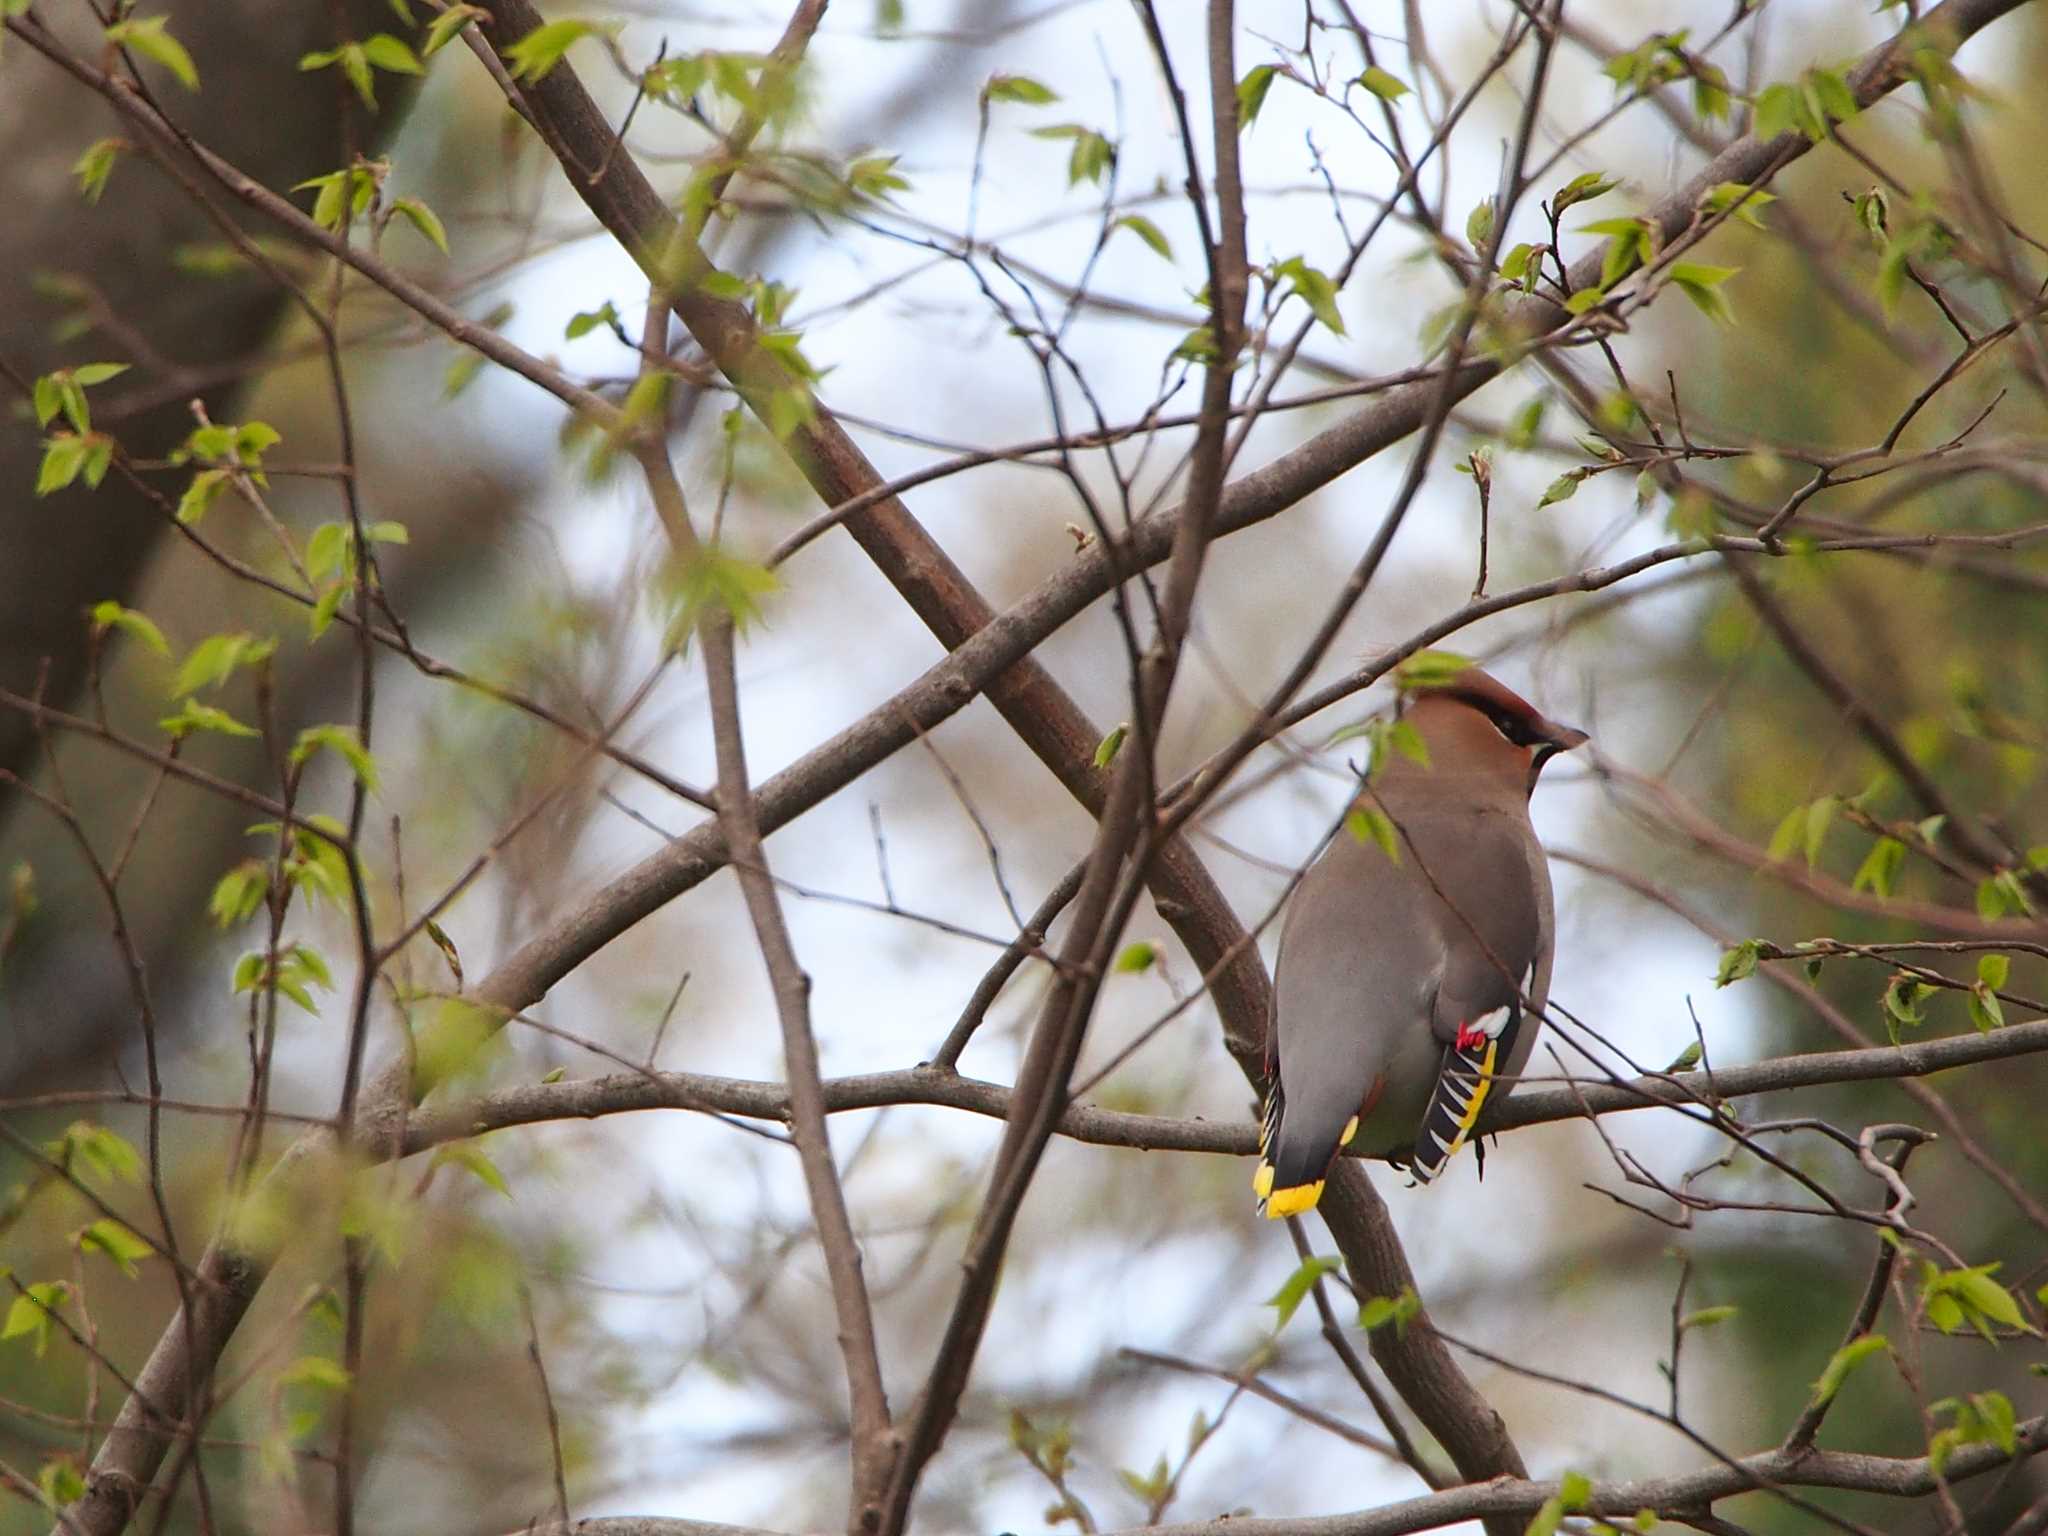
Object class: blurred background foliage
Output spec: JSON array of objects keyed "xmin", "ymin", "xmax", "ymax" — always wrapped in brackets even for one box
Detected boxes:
[{"xmin": 2, "ymin": 0, "xmax": 2045, "ymax": 1532}]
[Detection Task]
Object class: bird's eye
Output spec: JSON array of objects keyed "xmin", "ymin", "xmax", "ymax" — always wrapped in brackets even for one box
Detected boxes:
[{"xmin": 1486, "ymin": 709, "xmax": 1533, "ymax": 747}]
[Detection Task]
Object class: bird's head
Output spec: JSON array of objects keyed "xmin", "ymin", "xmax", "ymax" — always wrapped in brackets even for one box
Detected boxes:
[{"xmin": 1397, "ymin": 666, "xmax": 1587, "ymax": 796}]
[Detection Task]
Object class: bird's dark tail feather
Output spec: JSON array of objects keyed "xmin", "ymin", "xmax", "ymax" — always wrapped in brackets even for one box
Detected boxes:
[{"xmin": 1253, "ymin": 1080, "xmax": 1357, "ymax": 1220}]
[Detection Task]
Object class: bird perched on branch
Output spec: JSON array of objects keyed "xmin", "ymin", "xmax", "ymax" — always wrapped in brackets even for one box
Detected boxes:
[{"xmin": 1255, "ymin": 664, "xmax": 1587, "ymax": 1218}]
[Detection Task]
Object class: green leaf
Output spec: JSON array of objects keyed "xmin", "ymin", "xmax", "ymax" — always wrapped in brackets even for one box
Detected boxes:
[
  {"xmin": 36, "ymin": 436, "xmax": 90, "ymax": 496},
  {"xmin": 76, "ymin": 1219, "xmax": 153, "ymax": 1278},
  {"xmin": 1668, "ymin": 262, "xmax": 1737, "ymax": 325},
  {"xmin": 1766, "ymin": 805, "xmax": 1804, "ymax": 862},
  {"xmin": 984, "ymin": 73, "xmax": 1057, "ymax": 106},
  {"xmin": 1465, "ymin": 197, "xmax": 1495, "ymax": 254},
  {"xmin": 2, "ymin": 1282, "xmax": 70, "ymax": 1356},
  {"xmin": 1345, "ymin": 805, "xmax": 1401, "ymax": 864},
  {"xmin": 1714, "ymin": 939, "xmax": 1762, "ymax": 987},
  {"xmin": 1356, "ymin": 1286, "xmax": 1418, "ymax": 1333},
  {"xmin": 1388, "ymin": 719, "xmax": 1430, "ymax": 767},
  {"xmin": 1526, "ymin": 1493, "xmax": 1568, "ymax": 1536},
  {"xmin": 1537, "ymin": 470, "xmax": 1585, "ymax": 509},
  {"xmin": 1552, "ymin": 171, "xmax": 1619, "ymax": 216},
  {"xmin": 1809, "ymin": 1333, "xmax": 1888, "ymax": 1406},
  {"xmin": 1948, "ymin": 1264, "xmax": 2028, "ymax": 1335},
  {"xmin": 158, "ymin": 700, "xmax": 259, "ymax": 740},
  {"xmin": 432, "ymin": 1142, "xmax": 512, "ymax": 1198},
  {"xmin": 1505, "ymin": 395, "xmax": 1547, "ymax": 449},
  {"xmin": 71, "ymin": 138, "xmax": 124, "ymax": 204},
  {"xmin": 176, "ymin": 468, "xmax": 230, "ymax": 525},
  {"xmin": 360, "ymin": 33, "xmax": 423, "ymax": 75},
  {"xmin": 290, "ymin": 724, "xmax": 380, "ymax": 791},
  {"xmin": 208, "ymin": 859, "xmax": 269, "ymax": 928},
  {"xmin": 1272, "ymin": 256, "xmax": 1345, "ymax": 336},
  {"xmin": 1395, "ymin": 650, "xmax": 1473, "ymax": 690},
  {"xmin": 175, "ymin": 632, "xmax": 276, "ymax": 697},
  {"xmin": 1700, "ymin": 181, "xmax": 1775, "ymax": 229},
  {"xmin": 1236, "ymin": 63, "xmax": 1278, "ymax": 129},
  {"xmin": 279, "ymin": 1355, "xmax": 352, "ymax": 1392},
  {"xmin": 1356, "ymin": 65, "xmax": 1408, "ymax": 102},
  {"xmin": 1094, "ymin": 723, "xmax": 1128, "ymax": 768},
  {"xmin": 1968, "ymin": 983, "xmax": 2004, "ymax": 1034},
  {"xmin": 1266, "ymin": 1253, "xmax": 1342, "ymax": 1332},
  {"xmin": 565, "ymin": 301, "xmax": 620, "ymax": 341},
  {"xmin": 1978, "ymin": 953, "xmax": 2009, "ymax": 991},
  {"xmin": 1664, "ymin": 1040, "xmax": 1703, "ymax": 1072},
  {"xmin": 503, "ymin": 18, "xmax": 614, "ymax": 81},
  {"xmin": 1680, "ymin": 1305, "xmax": 1738, "ymax": 1331},
  {"xmin": 1883, "ymin": 975, "xmax": 1931, "ymax": 1035},
  {"xmin": 1114, "ymin": 941, "xmax": 1157, "ymax": 974},
  {"xmin": 1114, "ymin": 214, "xmax": 1173, "ymax": 261},
  {"xmin": 47, "ymin": 1123, "xmax": 141, "ymax": 1186},
  {"xmin": 1752, "ymin": 81, "xmax": 1800, "ymax": 141},
  {"xmin": 104, "ymin": 15, "xmax": 199, "ymax": 91},
  {"xmin": 1803, "ymin": 795, "xmax": 1839, "ymax": 867},
  {"xmin": 89, "ymin": 601, "xmax": 171, "ymax": 659},
  {"xmin": 389, "ymin": 197, "xmax": 448, "ymax": 254},
  {"xmin": 38, "ymin": 1455, "xmax": 86, "ymax": 1510},
  {"xmin": 1976, "ymin": 1390, "xmax": 2018, "ymax": 1455},
  {"xmin": 847, "ymin": 154, "xmax": 909, "ymax": 198},
  {"xmin": 423, "ymin": 5, "xmax": 486, "ymax": 57},
  {"xmin": 1851, "ymin": 836, "xmax": 1905, "ymax": 899}
]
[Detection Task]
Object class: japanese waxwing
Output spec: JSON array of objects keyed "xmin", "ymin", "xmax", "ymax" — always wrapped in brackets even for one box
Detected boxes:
[{"xmin": 1255, "ymin": 667, "xmax": 1587, "ymax": 1217}]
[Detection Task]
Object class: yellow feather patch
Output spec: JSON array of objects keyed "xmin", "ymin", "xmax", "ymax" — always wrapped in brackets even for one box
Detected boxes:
[
  {"xmin": 1252, "ymin": 1162, "xmax": 1275, "ymax": 1198},
  {"xmin": 1262, "ymin": 1180, "xmax": 1325, "ymax": 1219},
  {"xmin": 1340, "ymin": 1115, "xmax": 1359, "ymax": 1146}
]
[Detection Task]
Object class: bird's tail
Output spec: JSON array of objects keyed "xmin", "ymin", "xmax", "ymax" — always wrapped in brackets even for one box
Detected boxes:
[{"xmin": 1254, "ymin": 1081, "xmax": 1358, "ymax": 1220}]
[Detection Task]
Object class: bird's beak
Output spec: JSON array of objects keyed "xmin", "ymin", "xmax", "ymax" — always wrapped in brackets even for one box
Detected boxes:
[{"xmin": 1531, "ymin": 721, "xmax": 1588, "ymax": 770}]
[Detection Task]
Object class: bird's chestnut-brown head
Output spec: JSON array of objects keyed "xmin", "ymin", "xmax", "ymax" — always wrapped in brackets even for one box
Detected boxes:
[{"xmin": 1393, "ymin": 666, "xmax": 1588, "ymax": 798}]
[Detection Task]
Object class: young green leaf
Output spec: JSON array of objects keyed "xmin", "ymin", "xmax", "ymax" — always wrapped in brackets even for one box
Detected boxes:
[
  {"xmin": 1679, "ymin": 1305, "xmax": 1738, "ymax": 1331},
  {"xmin": 1094, "ymin": 723, "xmax": 1128, "ymax": 768},
  {"xmin": 503, "ymin": 18, "xmax": 615, "ymax": 82},
  {"xmin": 433, "ymin": 1142, "xmax": 513, "ymax": 1198},
  {"xmin": 72, "ymin": 138, "xmax": 124, "ymax": 204},
  {"xmin": 983, "ymin": 73, "xmax": 1057, "ymax": 106},
  {"xmin": 290, "ymin": 724, "xmax": 380, "ymax": 791},
  {"xmin": 1114, "ymin": 213, "xmax": 1173, "ymax": 261},
  {"xmin": 175, "ymin": 632, "xmax": 276, "ymax": 697},
  {"xmin": 1114, "ymin": 941, "xmax": 1158, "ymax": 974},
  {"xmin": 104, "ymin": 15, "xmax": 199, "ymax": 91},
  {"xmin": 1346, "ymin": 805, "xmax": 1401, "ymax": 864},
  {"xmin": 1236, "ymin": 63, "xmax": 1279, "ymax": 129},
  {"xmin": 1850, "ymin": 836, "xmax": 1904, "ymax": 899},
  {"xmin": 1714, "ymin": 939, "xmax": 1762, "ymax": 987},
  {"xmin": 1272, "ymin": 256, "xmax": 1345, "ymax": 336},
  {"xmin": 1356, "ymin": 65, "xmax": 1409, "ymax": 102},
  {"xmin": 1395, "ymin": 650, "xmax": 1474, "ymax": 690},
  {"xmin": 1803, "ymin": 795, "xmax": 1839, "ymax": 867},
  {"xmin": 76, "ymin": 1219, "xmax": 154, "ymax": 1278},
  {"xmin": 1668, "ymin": 262, "xmax": 1738, "ymax": 324},
  {"xmin": 159, "ymin": 700, "xmax": 259, "ymax": 740},
  {"xmin": 389, "ymin": 196, "xmax": 448, "ymax": 254},
  {"xmin": 1809, "ymin": 1333, "xmax": 1888, "ymax": 1406},
  {"xmin": 1265, "ymin": 1253, "xmax": 1343, "ymax": 1333},
  {"xmin": 89, "ymin": 601, "xmax": 171, "ymax": 659},
  {"xmin": 1356, "ymin": 1286, "xmax": 1419, "ymax": 1333},
  {"xmin": 1552, "ymin": 171, "xmax": 1618, "ymax": 216}
]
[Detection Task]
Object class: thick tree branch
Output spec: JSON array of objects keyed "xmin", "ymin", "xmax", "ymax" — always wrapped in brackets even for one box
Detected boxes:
[
  {"xmin": 403, "ymin": 1015, "xmax": 2048, "ymax": 1159},
  {"xmin": 1113, "ymin": 1416, "xmax": 2048, "ymax": 1536}
]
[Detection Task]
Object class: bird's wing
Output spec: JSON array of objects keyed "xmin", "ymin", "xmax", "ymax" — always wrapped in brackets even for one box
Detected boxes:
[{"xmin": 1401, "ymin": 808, "xmax": 1553, "ymax": 1184}]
